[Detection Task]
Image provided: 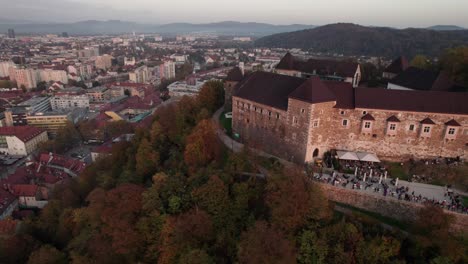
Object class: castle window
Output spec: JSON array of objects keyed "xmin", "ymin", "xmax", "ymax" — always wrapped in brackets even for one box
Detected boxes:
[
  {"xmin": 313, "ymin": 120, "xmax": 319, "ymax": 127},
  {"xmin": 342, "ymin": 119, "xmax": 348, "ymax": 126},
  {"xmin": 423, "ymin": 126, "xmax": 430, "ymax": 133},
  {"xmin": 389, "ymin": 124, "xmax": 397, "ymax": 130},
  {"xmin": 276, "ymin": 113, "xmax": 280, "ymax": 119},
  {"xmin": 293, "ymin": 116, "xmax": 298, "ymax": 124},
  {"xmin": 301, "ymin": 108, "xmax": 305, "ymax": 114},
  {"xmin": 362, "ymin": 111, "xmax": 367, "ymax": 115},
  {"xmin": 409, "ymin": 124, "xmax": 415, "ymax": 131},
  {"xmin": 448, "ymin": 128, "xmax": 456, "ymax": 135},
  {"xmin": 364, "ymin": 122, "xmax": 371, "ymax": 129},
  {"xmin": 254, "ymin": 106, "xmax": 257, "ymax": 111},
  {"xmin": 340, "ymin": 110, "xmax": 345, "ymax": 115},
  {"xmin": 268, "ymin": 111, "xmax": 272, "ymax": 116}
]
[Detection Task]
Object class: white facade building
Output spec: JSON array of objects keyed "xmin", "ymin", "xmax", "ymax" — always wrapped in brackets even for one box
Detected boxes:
[
  {"xmin": 38, "ymin": 69, "xmax": 69, "ymax": 84},
  {"xmin": 50, "ymin": 95, "xmax": 90, "ymax": 110},
  {"xmin": 8, "ymin": 67, "xmax": 38, "ymax": 90},
  {"xmin": 0, "ymin": 61, "xmax": 15, "ymax": 78},
  {"xmin": 129, "ymin": 66, "xmax": 150, "ymax": 83},
  {"xmin": 95, "ymin": 55, "xmax": 113, "ymax": 70},
  {"xmin": 159, "ymin": 61, "xmax": 176, "ymax": 80},
  {"xmin": 0, "ymin": 126, "xmax": 48, "ymax": 156}
]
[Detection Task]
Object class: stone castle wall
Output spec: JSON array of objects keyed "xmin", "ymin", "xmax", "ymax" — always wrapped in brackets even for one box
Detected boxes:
[
  {"xmin": 308, "ymin": 104, "xmax": 467, "ymax": 162},
  {"xmin": 232, "ymin": 96, "xmax": 312, "ymax": 163},
  {"xmin": 319, "ymin": 183, "xmax": 468, "ymax": 232}
]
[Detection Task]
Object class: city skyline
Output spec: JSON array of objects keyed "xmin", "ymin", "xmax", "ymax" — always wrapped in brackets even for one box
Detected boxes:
[{"xmin": 1, "ymin": 0, "xmax": 468, "ymax": 28}]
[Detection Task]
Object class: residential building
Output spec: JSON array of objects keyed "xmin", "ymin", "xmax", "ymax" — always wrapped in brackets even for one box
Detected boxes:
[
  {"xmin": 95, "ymin": 54, "xmax": 113, "ymax": 70},
  {"xmin": 159, "ymin": 61, "xmax": 176, "ymax": 80},
  {"xmin": 86, "ymin": 87, "xmax": 109, "ymax": 102},
  {"xmin": 38, "ymin": 69, "xmax": 69, "ymax": 84},
  {"xmin": 0, "ymin": 126, "xmax": 48, "ymax": 156},
  {"xmin": 67, "ymin": 63, "xmax": 94, "ymax": 80},
  {"xmin": 276, "ymin": 53, "xmax": 362, "ymax": 87},
  {"xmin": 232, "ymin": 71, "xmax": 468, "ymax": 163},
  {"xmin": 129, "ymin": 66, "xmax": 150, "ymax": 83},
  {"xmin": 170, "ymin": 54, "xmax": 189, "ymax": 64},
  {"xmin": 124, "ymin": 57, "xmax": 136, "ymax": 66},
  {"xmin": 8, "ymin": 67, "xmax": 37, "ymax": 90},
  {"xmin": 0, "ymin": 61, "xmax": 15, "ymax": 78},
  {"xmin": 50, "ymin": 95, "xmax": 90, "ymax": 110},
  {"xmin": 10, "ymin": 185, "xmax": 48, "ymax": 208},
  {"xmin": 77, "ymin": 47, "xmax": 100, "ymax": 58}
]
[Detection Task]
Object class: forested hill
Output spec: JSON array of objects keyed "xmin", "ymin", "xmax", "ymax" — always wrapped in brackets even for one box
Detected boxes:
[{"xmin": 255, "ymin": 23, "xmax": 468, "ymax": 58}]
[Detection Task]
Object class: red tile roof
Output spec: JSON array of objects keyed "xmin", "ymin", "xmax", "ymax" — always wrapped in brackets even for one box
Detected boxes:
[
  {"xmin": 361, "ymin": 113, "xmax": 376, "ymax": 121},
  {"xmin": 0, "ymin": 126, "xmax": 45, "ymax": 142},
  {"xmin": 386, "ymin": 115, "xmax": 401, "ymax": 122},
  {"xmin": 11, "ymin": 184, "xmax": 38, "ymax": 197},
  {"xmin": 289, "ymin": 76, "xmax": 336, "ymax": 104},
  {"xmin": 420, "ymin": 118, "xmax": 436, "ymax": 125},
  {"xmin": 445, "ymin": 119, "xmax": 461, "ymax": 127},
  {"xmin": 277, "ymin": 53, "xmax": 359, "ymax": 77}
]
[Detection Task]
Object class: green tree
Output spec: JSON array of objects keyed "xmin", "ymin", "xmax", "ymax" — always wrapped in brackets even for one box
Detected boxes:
[
  {"xmin": 297, "ymin": 230, "xmax": 328, "ymax": 264},
  {"xmin": 135, "ymin": 138, "xmax": 160, "ymax": 180},
  {"xmin": 410, "ymin": 55, "xmax": 432, "ymax": 70},
  {"xmin": 439, "ymin": 46, "xmax": 468, "ymax": 89}
]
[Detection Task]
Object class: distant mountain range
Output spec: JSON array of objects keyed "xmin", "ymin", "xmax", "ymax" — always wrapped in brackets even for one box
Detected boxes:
[
  {"xmin": 255, "ymin": 23, "xmax": 468, "ymax": 58},
  {"xmin": 0, "ymin": 20, "xmax": 314, "ymax": 36},
  {"xmin": 427, "ymin": 25, "xmax": 465, "ymax": 31}
]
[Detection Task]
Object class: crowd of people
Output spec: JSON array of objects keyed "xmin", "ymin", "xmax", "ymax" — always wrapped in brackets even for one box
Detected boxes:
[{"xmin": 309, "ymin": 166, "xmax": 468, "ymax": 215}]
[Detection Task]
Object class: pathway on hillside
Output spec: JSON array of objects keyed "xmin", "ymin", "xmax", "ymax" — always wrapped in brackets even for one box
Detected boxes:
[{"xmin": 212, "ymin": 107, "xmax": 467, "ymax": 216}]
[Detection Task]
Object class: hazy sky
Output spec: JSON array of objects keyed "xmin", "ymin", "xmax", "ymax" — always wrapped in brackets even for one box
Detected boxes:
[{"xmin": 1, "ymin": 0, "xmax": 468, "ymax": 27}]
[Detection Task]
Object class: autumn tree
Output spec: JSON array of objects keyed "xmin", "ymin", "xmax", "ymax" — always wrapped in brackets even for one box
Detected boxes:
[
  {"xmin": 192, "ymin": 175, "xmax": 230, "ymax": 227},
  {"xmin": 135, "ymin": 138, "xmax": 160, "ymax": 180},
  {"xmin": 197, "ymin": 80, "xmax": 225, "ymax": 113},
  {"xmin": 266, "ymin": 168, "xmax": 330, "ymax": 233},
  {"xmin": 27, "ymin": 245, "xmax": 67, "ymax": 264},
  {"xmin": 158, "ymin": 209, "xmax": 214, "ymax": 264},
  {"xmin": 237, "ymin": 221, "xmax": 296, "ymax": 264},
  {"xmin": 184, "ymin": 119, "xmax": 223, "ymax": 169}
]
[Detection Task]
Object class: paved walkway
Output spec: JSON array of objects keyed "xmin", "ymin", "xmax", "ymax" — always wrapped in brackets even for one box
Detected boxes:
[{"xmin": 212, "ymin": 107, "xmax": 467, "ymax": 214}]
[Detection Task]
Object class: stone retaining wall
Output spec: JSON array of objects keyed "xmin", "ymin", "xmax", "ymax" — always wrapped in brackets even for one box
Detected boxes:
[{"xmin": 318, "ymin": 183, "xmax": 468, "ymax": 233}]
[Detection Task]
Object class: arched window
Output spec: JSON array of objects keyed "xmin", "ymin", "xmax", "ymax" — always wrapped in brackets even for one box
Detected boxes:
[{"xmin": 313, "ymin": 148, "xmax": 319, "ymax": 158}]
